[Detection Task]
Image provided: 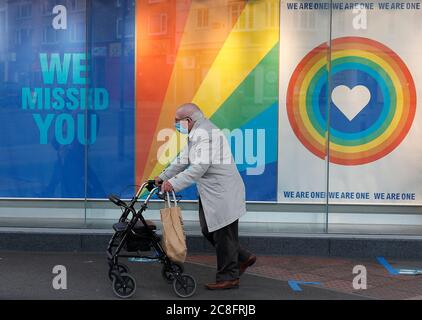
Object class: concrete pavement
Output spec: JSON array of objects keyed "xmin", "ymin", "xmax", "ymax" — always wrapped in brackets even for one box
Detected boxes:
[{"xmin": 0, "ymin": 251, "xmax": 364, "ymax": 300}]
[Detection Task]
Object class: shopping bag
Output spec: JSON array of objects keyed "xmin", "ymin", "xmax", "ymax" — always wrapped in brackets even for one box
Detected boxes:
[{"xmin": 160, "ymin": 192, "xmax": 187, "ymax": 263}]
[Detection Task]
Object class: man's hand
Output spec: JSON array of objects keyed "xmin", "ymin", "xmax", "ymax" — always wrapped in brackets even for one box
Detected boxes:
[
  {"xmin": 154, "ymin": 176, "xmax": 163, "ymax": 186},
  {"xmin": 161, "ymin": 180, "xmax": 174, "ymax": 193}
]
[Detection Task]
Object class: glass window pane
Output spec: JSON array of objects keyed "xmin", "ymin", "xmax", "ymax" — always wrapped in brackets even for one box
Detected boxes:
[
  {"xmin": 0, "ymin": 0, "xmax": 87, "ymax": 227},
  {"xmin": 327, "ymin": 0, "xmax": 422, "ymax": 235}
]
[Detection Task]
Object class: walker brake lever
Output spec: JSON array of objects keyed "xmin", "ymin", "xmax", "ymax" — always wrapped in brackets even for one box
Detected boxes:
[{"xmin": 157, "ymin": 191, "xmax": 166, "ymax": 200}]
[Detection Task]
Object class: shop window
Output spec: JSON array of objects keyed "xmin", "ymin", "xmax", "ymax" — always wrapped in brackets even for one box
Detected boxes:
[
  {"xmin": 148, "ymin": 13, "xmax": 167, "ymax": 35},
  {"xmin": 116, "ymin": 0, "xmax": 136, "ymax": 7},
  {"xmin": 229, "ymin": 2, "xmax": 242, "ymax": 27},
  {"xmin": 68, "ymin": 0, "xmax": 86, "ymax": 11},
  {"xmin": 0, "ymin": 11, "xmax": 5, "ymax": 35},
  {"xmin": 265, "ymin": 0, "xmax": 278, "ymax": 29},
  {"xmin": 17, "ymin": 2, "xmax": 32, "ymax": 20},
  {"xmin": 69, "ymin": 22, "xmax": 85, "ymax": 42},
  {"xmin": 197, "ymin": 8, "xmax": 209, "ymax": 29},
  {"xmin": 231, "ymin": 2, "xmax": 255, "ymax": 31},
  {"xmin": 41, "ymin": 0, "xmax": 52, "ymax": 15},
  {"xmin": 15, "ymin": 28, "xmax": 32, "ymax": 46},
  {"xmin": 41, "ymin": 0, "xmax": 64, "ymax": 15},
  {"xmin": 116, "ymin": 18, "xmax": 134, "ymax": 38},
  {"xmin": 42, "ymin": 25, "xmax": 58, "ymax": 43}
]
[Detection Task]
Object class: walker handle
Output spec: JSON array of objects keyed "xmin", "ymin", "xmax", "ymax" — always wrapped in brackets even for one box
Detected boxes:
[{"xmin": 145, "ymin": 180, "xmax": 156, "ymax": 191}]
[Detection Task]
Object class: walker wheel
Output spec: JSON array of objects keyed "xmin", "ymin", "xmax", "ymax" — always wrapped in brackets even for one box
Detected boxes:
[
  {"xmin": 173, "ymin": 274, "xmax": 196, "ymax": 298},
  {"xmin": 161, "ymin": 262, "xmax": 184, "ymax": 284},
  {"xmin": 112, "ymin": 273, "xmax": 137, "ymax": 299},
  {"xmin": 108, "ymin": 263, "xmax": 130, "ymax": 281}
]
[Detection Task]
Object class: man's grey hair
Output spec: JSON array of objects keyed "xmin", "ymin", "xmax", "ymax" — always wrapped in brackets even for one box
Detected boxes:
[{"xmin": 176, "ymin": 103, "xmax": 204, "ymax": 122}]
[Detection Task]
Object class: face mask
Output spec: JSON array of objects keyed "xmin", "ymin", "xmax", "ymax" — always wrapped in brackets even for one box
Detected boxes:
[{"xmin": 175, "ymin": 120, "xmax": 189, "ymax": 134}]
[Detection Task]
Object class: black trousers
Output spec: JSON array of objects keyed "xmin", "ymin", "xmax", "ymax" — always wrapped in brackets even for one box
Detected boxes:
[{"xmin": 199, "ymin": 198, "xmax": 252, "ymax": 282}]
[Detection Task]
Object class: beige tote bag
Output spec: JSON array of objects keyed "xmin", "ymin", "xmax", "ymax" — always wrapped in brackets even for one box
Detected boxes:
[{"xmin": 160, "ymin": 191, "xmax": 187, "ymax": 263}]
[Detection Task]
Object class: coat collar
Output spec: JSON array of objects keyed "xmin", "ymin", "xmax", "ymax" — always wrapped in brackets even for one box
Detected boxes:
[{"xmin": 188, "ymin": 116, "xmax": 206, "ymax": 140}]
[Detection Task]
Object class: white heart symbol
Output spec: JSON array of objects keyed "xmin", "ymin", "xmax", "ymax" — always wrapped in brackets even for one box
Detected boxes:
[{"xmin": 331, "ymin": 85, "xmax": 371, "ymax": 121}]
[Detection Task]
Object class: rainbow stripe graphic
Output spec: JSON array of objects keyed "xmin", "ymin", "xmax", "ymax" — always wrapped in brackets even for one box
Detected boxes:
[
  {"xmin": 287, "ymin": 37, "xmax": 416, "ymax": 165},
  {"xmin": 135, "ymin": 0, "xmax": 279, "ymax": 200}
]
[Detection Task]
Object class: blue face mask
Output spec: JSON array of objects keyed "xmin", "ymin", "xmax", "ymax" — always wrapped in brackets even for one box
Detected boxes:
[{"xmin": 175, "ymin": 121, "xmax": 189, "ymax": 134}]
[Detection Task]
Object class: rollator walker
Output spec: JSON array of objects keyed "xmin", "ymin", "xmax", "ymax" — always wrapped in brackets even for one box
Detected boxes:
[{"xmin": 106, "ymin": 180, "xmax": 196, "ymax": 298}]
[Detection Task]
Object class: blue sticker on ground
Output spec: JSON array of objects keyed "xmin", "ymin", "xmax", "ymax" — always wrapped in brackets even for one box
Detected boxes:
[
  {"xmin": 376, "ymin": 257, "xmax": 399, "ymax": 275},
  {"xmin": 288, "ymin": 280, "xmax": 322, "ymax": 292}
]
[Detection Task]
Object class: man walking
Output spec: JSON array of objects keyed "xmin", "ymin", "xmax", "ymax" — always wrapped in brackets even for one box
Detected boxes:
[{"xmin": 155, "ymin": 103, "xmax": 256, "ymax": 290}]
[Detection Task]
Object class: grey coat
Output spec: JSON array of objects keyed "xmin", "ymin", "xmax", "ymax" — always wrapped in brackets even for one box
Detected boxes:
[{"xmin": 159, "ymin": 116, "xmax": 246, "ymax": 232}]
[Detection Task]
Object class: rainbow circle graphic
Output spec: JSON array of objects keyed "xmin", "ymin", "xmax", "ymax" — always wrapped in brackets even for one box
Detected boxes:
[{"xmin": 287, "ymin": 37, "xmax": 417, "ymax": 165}]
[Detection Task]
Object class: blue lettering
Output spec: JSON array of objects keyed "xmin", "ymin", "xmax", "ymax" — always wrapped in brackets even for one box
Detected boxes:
[
  {"xmin": 33, "ymin": 114, "xmax": 54, "ymax": 144},
  {"xmin": 39, "ymin": 53, "xmax": 71, "ymax": 85},
  {"xmin": 55, "ymin": 113, "xmax": 74, "ymax": 145}
]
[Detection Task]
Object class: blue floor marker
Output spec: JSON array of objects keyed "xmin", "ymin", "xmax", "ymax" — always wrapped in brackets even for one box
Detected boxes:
[
  {"xmin": 288, "ymin": 280, "xmax": 322, "ymax": 292},
  {"xmin": 376, "ymin": 257, "xmax": 399, "ymax": 275}
]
